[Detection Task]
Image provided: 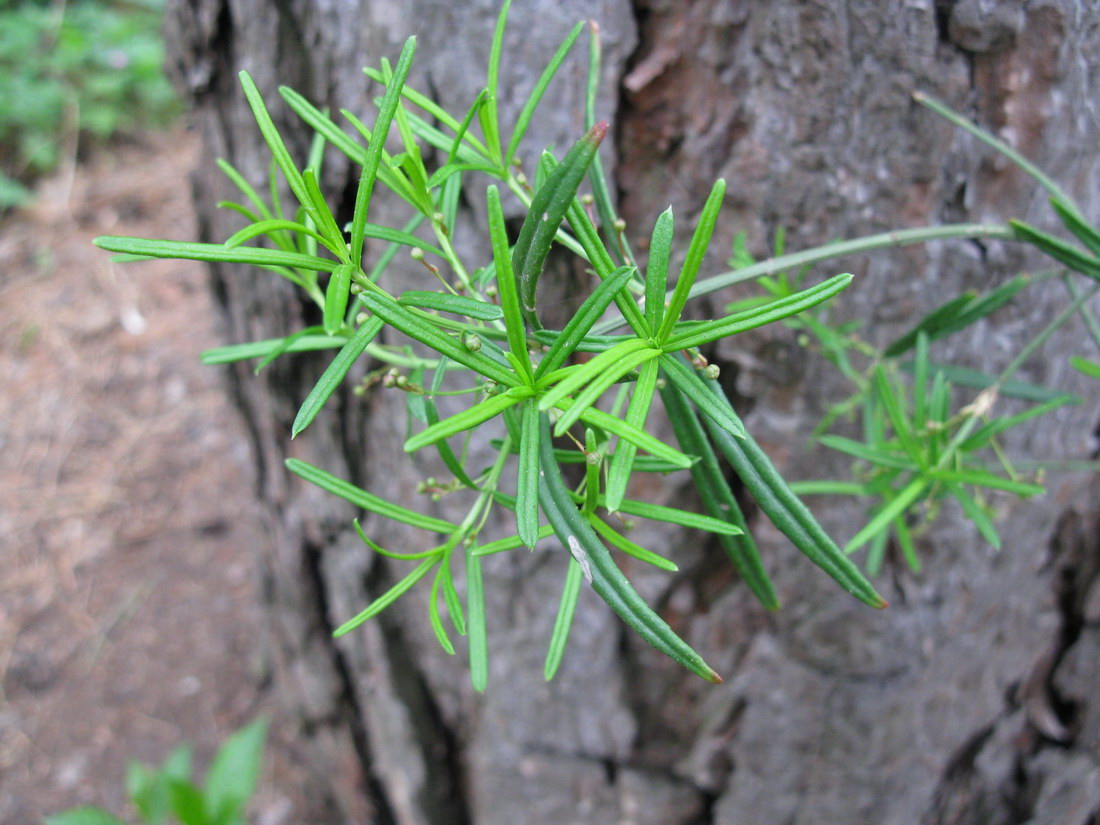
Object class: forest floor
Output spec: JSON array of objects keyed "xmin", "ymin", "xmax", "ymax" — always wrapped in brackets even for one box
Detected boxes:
[{"xmin": 0, "ymin": 129, "xmax": 317, "ymax": 824}]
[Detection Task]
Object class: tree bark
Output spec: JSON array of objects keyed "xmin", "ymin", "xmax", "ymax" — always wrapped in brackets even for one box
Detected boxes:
[{"xmin": 165, "ymin": 0, "xmax": 1100, "ymax": 822}]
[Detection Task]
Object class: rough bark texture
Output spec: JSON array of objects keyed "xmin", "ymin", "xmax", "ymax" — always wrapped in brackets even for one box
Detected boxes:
[{"xmin": 165, "ymin": 0, "xmax": 1100, "ymax": 822}]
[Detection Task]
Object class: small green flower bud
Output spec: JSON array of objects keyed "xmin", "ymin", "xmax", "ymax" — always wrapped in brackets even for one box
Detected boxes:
[
  {"xmin": 613, "ymin": 217, "xmax": 627, "ymax": 232},
  {"xmin": 410, "ymin": 247, "xmax": 425, "ymax": 261},
  {"xmin": 585, "ymin": 451, "xmax": 601, "ymax": 466},
  {"xmin": 463, "ymin": 332, "xmax": 482, "ymax": 352},
  {"xmin": 703, "ymin": 364, "xmax": 721, "ymax": 380},
  {"xmin": 581, "ymin": 193, "xmax": 594, "ymax": 205},
  {"xmin": 349, "ymin": 283, "xmax": 364, "ymax": 295},
  {"xmin": 356, "ymin": 312, "xmax": 370, "ymax": 325}
]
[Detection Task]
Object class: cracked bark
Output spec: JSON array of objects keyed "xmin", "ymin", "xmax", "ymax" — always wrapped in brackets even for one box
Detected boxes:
[{"xmin": 166, "ymin": 0, "xmax": 1100, "ymax": 822}]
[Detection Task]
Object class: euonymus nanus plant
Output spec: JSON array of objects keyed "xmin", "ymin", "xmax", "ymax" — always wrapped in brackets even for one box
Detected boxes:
[{"xmin": 112, "ymin": 2, "xmax": 1100, "ymax": 687}]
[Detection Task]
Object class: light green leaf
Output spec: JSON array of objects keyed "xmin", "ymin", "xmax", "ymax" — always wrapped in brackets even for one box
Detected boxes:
[{"xmin": 286, "ymin": 458, "xmax": 456, "ymax": 533}]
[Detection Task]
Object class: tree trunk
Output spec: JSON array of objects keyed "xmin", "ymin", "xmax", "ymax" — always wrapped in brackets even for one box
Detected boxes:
[{"xmin": 165, "ymin": 1, "xmax": 1100, "ymax": 822}]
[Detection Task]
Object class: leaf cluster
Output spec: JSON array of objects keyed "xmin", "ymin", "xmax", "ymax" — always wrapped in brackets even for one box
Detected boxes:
[
  {"xmin": 94, "ymin": 3, "xmax": 887, "ymax": 686},
  {"xmin": 0, "ymin": 0, "xmax": 180, "ymax": 208},
  {"xmin": 45, "ymin": 719, "xmax": 267, "ymax": 825}
]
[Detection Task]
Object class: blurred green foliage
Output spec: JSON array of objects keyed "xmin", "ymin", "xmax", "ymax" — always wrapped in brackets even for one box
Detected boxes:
[{"xmin": 0, "ymin": 0, "xmax": 180, "ymax": 208}]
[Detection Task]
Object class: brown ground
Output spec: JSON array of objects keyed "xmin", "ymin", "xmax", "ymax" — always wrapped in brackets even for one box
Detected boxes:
[{"xmin": 0, "ymin": 130, "xmax": 312, "ymax": 823}]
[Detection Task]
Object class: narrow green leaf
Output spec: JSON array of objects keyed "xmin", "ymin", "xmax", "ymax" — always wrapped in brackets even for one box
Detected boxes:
[
  {"xmin": 1010, "ymin": 219, "xmax": 1100, "ymax": 281},
  {"xmin": 657, "ymin": 179, "xmax": 725, "ymax": 342},
  {"xmin": 361, "ymin": 292, "xmax": 520, "ymax": 387},
  {"xmin": 467, "ymin": 551, "xmax": 488, "ymax": 691},
  {"xmin": 202, "ymin": 335, "xmax": 343, "ymax": 365},
  {"xmin": 517, "ymin": 400, "xmax": 542, "ymax": 547},
  {"xmin": 323, "ymin": 263, "xmax": 353, "ymax": 335},
  {"xmin": 665, "ymin": 273, "xmax": 854, "ymax": 351},
  {"xmin": 536, "ymin": 414, "xmax": 722, "ymax": 682},
  {"xmin": 659, "ymin": 380, "xmax": 777, "ymax": 609},
  {"xmin": 93, "ymin": 236, "xmax": 338, "ymax": 272},
  {"xmin": 301, "ymin": 168, "xmax": 346, "ymax": 253},
  {"xmin": 224, "ymin": 218, "xmax": 339, "ymax": 257},
  {"xmin": 428, "ymin": 570, "xmax": 456, "ymax": 655},
  {"xmin": 844, "ymin": 477, "xmax": 927, "ymax": 554},
  {"xmin": 588, "ymin": 513, "xmax": 677, "ymax": 571},
  {"xmin": 885, "ymin": 276, "xmax": 1030, "ymax": 357},
  {"xmin": 605, "ymin": 498, "xmax": 744, "ymax": 535},
  {"xmin": 659, "ymin": 353, "xmax": 746, "ymax": 441},
  {"xmin": 404, "ymin": 390, "xmax": 528, "ymax": 453},
  {"xmin": 293, "ymin": 317, "xmax": 383, "ymax": 437},
  {"xmin": 538, "ymin": 337, "xmax": 652, "ymax": 411},
  {"xmin": 570, "ymin": 402, "xmax": 694, "ymax": 469},
  {"xmin": 238, "ymin": 71, "xmax": 311, "ymax": 213},
  {"xmin": 286, "ymin": 458, "xmax": 456, "ymax": 532},
  {"xmin": 217, "ymin": 157, "xmax": 272, "ymax": 221},
  {"xmin": 514, "ymin": 122, "xmax": 608, "ymax": 330},
  {"xmin": 817, "ymin": 435, "xmax": 913, "ymax": 470},
  {"xmin": 1070, "ymin": 355, "xmax": 1100, "ymax": 379},
  {"xmin": 788, "ymin": 480, "xmax": 869, "ymax": 496},
  {"xmin": 534, "ymin": 265, "xmax": 636, "ymax": 379},
  {"xmin": 553, "ymin": 347, "xmax": 661, "ymax": 436},
  {"xmin": 605, "ymin": 358, "xmax": 659, "ymax": 511},
  {"xmin": 506, "ymin": 20, "xmax": 586, "ymax": 164},
  {"xmin": 872, "ymin": 366, "xmax": 923, "ymax": 465},
  {"xmin": 398, "ymin": 290, "xmax": 504, "ymax": 321},
  {"xmin": 333, "ymin": 558, "xmax": 436, "ymax": 636},
  {"xmin": 1050, "ymin": 197, "xmax": 1100, "ymax": 257},
  {"xmin": 440, "ymin": 558, "xmax": 466, "ymax": 638},
  {"xmin": 645, "ymin": 207, "xmax": 673, "ymax": 334},
  {"xmin": 351, "ymin": 37, "xmax": 418, "ymax": 266},
  {"xmin": 960, "ymin": 394, "xmax": 1074, "ymax": 451},
  {"xmin": 544, "ymin": 558, "xmax": 584, "ymax": 680},
  {"xmin": 697, "ymin": 378, "xmax": 887, "ymax": 606},
  {"xmin": 893, "ymin": 514, "xmax": 921, "ymax": 571},
  {"xmin": 949, "ymin": 483, "xmax": 1002, "ymax": 549},
  {"xmin": 487, "ymin": 185, "xmax": 535, "ymax": 382},
  {"xmin": 482, "ymin": 0, "xmax": 512, "ymax": 163},
  {"xmin": 928, "ymin": 468, "xmax": 1044, "ymax": 496}
]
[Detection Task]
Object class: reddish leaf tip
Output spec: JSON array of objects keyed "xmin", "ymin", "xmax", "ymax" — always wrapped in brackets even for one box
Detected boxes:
[{"xmin": 587, "ymin": 121, "xmax": 609, "ymax": 145}]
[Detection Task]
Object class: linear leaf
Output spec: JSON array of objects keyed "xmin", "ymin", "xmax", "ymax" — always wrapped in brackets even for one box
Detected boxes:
[
  {"xmin": 588, "ymin": 514, "xmax": 677, "ymax": 571},
  {"xmin": 660, "ymin": 380, "xmax": 777, "ymax": 608},
  {"xmin": 544, "ymin": 559, "xmax": 583, "ymax": 681},
  {"xmin": 534, "ymin": 265, "xmax": 636, "ymax": 379},
  {"xmin": 697, "ymin": 379, "xmax": 887, "ymax": 606},
  {"xmin": 93, "ymin": 236, "xmax": 338, "ymax": 272},
  {"xmin": 517, "ymin": 400, "xmax": 542, "ymax": 547},
  {"xmin": 645, "ymin": 207, "xmax": 673, "ymax": 334},
  {"xmin": 664, "ymin": 274, "xmax": 854, "ymax": 350},
  {"xmin": 293, "ymin": 317, "xmax": 383, "ymax": 437},
  {"xmin": 333, "ymin": 558, "xmax": 436, "ymax": 636},
  {"xmin": 553, "ymin": 347, "xmax": 661, "ymax": 436},
  {"xmin": 505, "ymin": 20, "xmax": 586, "ymax": 164},
  {"xmin": 605, "ymin": 358, "xmax": 659, "ymax": 511},
  {"xmin": 657, "ymin": 179, "xmax": 725, "ymax": 342},
  {"xmin": 404, "ymin": 390, "xmax": 528, "ymax": 453},
  {"xmin": 362, "ymin": 292, "xmax": 520, "ymax": 386},
  {"xmin": 536, "ymin": 414, "xmax": 722, "ymax": 682},
  {"xmin": 398, "ymin": 290, "xmax": 504, "ymax": 321},
  {"xmin": 467, "ymin": 552, "xmax": 488, "ymax": 691},
  {"xmin": 487, "ymin": 184, "xmax": 534, "ymax": 382},
  {"xmin": 351, "ymin": 37, "xmax": 417, "ymax": 266},
  {"xmin": 286, "ymin": 458, "xmax": 455, "ymax": 532}
]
